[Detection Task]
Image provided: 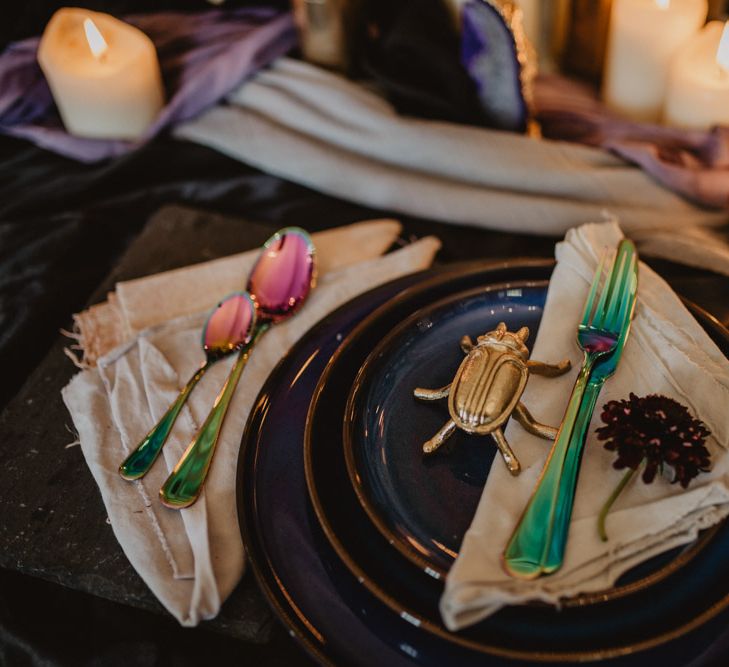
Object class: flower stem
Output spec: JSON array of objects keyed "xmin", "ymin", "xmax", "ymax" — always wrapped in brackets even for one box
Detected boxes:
[{"xmin": 598, "ymin": 467, "xmax": 638, "ymax": 542}]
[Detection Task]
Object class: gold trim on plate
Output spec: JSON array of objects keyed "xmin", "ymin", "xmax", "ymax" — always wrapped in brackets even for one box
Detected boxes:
[{"xmin": 303, "ymin": 268, "xmax": 729, "ymax": 662}]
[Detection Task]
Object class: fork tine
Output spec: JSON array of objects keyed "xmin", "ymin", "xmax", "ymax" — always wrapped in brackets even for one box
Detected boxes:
[
  {"xmin": 581, "ymin": 249, "xmax": 608, "ymax": 326},
  {"xmin": 591, "ymin": 245, "xmax": 623, "ymax": 327},
  {"xmin": 607, "ymin": 246, "xmax": 637, "ymax": 332},
  {"xmin": 604, "ymin": 242, "xmax": 636, "ymax": 332}
]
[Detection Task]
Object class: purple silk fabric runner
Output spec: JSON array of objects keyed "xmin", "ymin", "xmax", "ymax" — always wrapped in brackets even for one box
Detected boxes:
[
  {"xmin": 535, "ymin": 74, "xmax": 729, "ymax": 209},
  {"xmin": 0, "ymin": 8, "xmax": 296, "ymax": 162}
]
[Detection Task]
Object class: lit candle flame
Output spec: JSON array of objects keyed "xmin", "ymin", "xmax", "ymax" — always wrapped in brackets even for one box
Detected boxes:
[
  {"xmin": 655, "ymin": 0, "xmax": 670, "ymax": 8},
  {"xmin": 83, "ymin": 18, "xmax": 108, "ymax": 60},
  {"xmin": 717, "ymin": 21, "xmax": 729, "ymax": 73}
]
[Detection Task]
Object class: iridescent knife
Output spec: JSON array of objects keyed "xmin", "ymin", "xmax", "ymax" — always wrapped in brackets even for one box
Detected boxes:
[{"xmin": 503, "ymin": 239, "xmax": 639, "ymax": 579}]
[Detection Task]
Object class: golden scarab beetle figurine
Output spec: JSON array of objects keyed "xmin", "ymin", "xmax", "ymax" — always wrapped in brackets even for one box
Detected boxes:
[{"xmin": 414, "ymin": 322, "xmax": 571, "ymax": 476}]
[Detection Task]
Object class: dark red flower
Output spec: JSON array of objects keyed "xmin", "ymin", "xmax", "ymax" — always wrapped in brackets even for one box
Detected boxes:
[{"xmin": 596, "ymin": 393, "xmax": 711, "ymax": 488}]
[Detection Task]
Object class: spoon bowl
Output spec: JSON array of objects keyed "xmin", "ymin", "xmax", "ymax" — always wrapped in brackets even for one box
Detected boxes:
[
  {"xmin": 202, "ymin": 292, "xmax": 257, "ymax": 358},
  {"xmin": 247, "ymin": 226, "xmax": 317, "ymax": 322}
]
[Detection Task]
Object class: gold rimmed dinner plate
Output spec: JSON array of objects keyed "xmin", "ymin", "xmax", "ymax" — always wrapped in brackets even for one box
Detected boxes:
[
  {"xmin": 340, "ymin": 280, "xmax": 717, "ymax": 604},
  {"xmin": 302, "ymin": 263, "xmax": 729, "ymax": 662}
]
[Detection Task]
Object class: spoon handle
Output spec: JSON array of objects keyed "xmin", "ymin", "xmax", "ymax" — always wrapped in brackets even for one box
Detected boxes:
[
  {"xmin": 119, "ymin": 362, "xmax": 211, "ymax": 481},
  {"xmin": 159, "ymin": 323, "xmax": 270, "ymax": 509}
]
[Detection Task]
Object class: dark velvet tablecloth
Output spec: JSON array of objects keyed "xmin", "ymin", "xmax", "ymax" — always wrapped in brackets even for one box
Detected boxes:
[{"xmin": 1, "ymin": 130, "xmax": 728, "ymax": 666}]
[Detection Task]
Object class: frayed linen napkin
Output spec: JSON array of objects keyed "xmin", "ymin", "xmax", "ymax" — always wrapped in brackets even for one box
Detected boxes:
[
  {"xmin": 440, "ymin": 220, "xmax": 729, "ymax": 631},
  {"xmin": 62, "ymin": 221, "xmax": 440, "ymax": 626}
]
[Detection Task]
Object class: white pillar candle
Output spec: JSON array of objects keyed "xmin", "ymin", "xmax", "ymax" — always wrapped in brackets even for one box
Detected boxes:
[
  {"xmin": 38, "ymin": 8, "xmax": 165, "ymax": 140},
  {"xmin": 664, "ymin": 21, "xmax": 729, "ymax": 128},
  {"xmin": 602, "ymin": 0, "xmax": 707, "ymax": 122}
]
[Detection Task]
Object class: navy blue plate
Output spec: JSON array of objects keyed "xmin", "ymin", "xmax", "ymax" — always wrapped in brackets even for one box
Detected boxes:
[
  {"xmin": 237, "ymin": 261, "xmax": 729, "ymax": 666},
  {"xmin": 344, "ymin": 283, "xmax": 549, "ymax": 577},
  {"xmin": 305, "ymin": 269, "xmax": 729, "ymax": 659}
]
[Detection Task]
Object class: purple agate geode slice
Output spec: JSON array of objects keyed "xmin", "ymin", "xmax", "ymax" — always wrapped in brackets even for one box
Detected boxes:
[{"xmin": 461, "ymin": 0, "xmax": 532, "ymax": 133}]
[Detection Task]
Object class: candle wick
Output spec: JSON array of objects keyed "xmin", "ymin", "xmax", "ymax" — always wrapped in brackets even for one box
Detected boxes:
[{"xmin": 84, "ymin": 18, "xmax": 109, "ymax": 60}]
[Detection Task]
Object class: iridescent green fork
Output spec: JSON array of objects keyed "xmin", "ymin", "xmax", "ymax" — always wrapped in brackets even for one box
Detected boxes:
[
  {"xmin": 503, "ymin": 239, "xmax": 639, "ymax": 579},
  {"xmin": 118, "ymin": 292, "xmax": 257, "ymax": 481}
]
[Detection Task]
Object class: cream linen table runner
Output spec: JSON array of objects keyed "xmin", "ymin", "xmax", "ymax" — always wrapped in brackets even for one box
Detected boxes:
[{"xmin": 174, "ymin": 58, "xmax": 729, "ymax": 275}]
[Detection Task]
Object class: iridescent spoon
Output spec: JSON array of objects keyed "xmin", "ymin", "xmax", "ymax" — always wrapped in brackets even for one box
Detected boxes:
[
  {"xmin": 159, "ymin": 227, "xmax": 317, "ymax": 509},
  {"xmin": 118, "ymin": 292, "xmax": 257, "ymax": 481}
]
